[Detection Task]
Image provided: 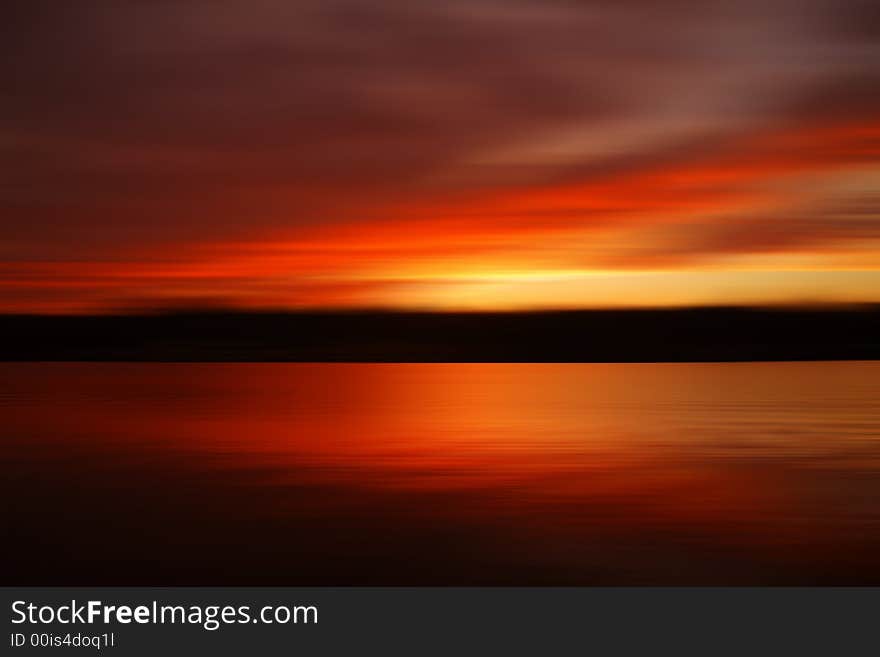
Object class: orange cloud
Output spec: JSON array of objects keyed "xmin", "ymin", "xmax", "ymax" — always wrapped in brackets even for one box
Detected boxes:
[{"xmin": 3, "ymin": 119, "xmax": 879, "ymax": 312}]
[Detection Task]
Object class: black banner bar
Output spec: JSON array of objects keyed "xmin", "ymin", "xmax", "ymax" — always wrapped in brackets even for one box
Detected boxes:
[{"xmin": 2, "ymin": 588, "xmax": 876, "ymax": 655}]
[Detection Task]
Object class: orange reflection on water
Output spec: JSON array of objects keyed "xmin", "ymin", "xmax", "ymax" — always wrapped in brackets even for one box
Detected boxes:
[{"xmin": 2, "ymin": 362, "xmax": 879, "ymax": 584}]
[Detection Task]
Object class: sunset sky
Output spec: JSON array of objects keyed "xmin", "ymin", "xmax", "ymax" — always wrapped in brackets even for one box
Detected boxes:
[{"xmin": 2, "ymin": 0, "xmax": 879, "ymax": 312}]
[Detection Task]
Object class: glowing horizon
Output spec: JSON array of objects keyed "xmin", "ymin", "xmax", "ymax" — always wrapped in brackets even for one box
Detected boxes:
[{"xmin": 2, "ymin": 1, "xmax": 878, "ymax": 313}]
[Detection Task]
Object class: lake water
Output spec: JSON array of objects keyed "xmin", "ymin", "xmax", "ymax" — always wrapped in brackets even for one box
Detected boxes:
[{"xmin": 3, "ymin": 362, "xmax": 879, "ymax": 584}]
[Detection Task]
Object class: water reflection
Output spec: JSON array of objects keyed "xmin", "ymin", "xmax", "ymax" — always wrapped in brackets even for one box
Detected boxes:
[{"xmin": 2, "ymin": 362, "xmax": 879, "ymax": 584}]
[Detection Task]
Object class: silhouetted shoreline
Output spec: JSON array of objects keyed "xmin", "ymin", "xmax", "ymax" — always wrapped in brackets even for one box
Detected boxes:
[{"xmin": 2, "ymin": 306, "xmax": 879, "ymax": 362}]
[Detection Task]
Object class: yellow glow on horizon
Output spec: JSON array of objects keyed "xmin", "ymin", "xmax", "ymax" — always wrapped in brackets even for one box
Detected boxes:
[{"xmin": 349, "ymin": 269, "xmax": 880, "ymax": 311}]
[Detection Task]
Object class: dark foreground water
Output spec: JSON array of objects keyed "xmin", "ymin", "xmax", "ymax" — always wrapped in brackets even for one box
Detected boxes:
[{"xmin": 2, "ymin": 362, "xmax": 879, "ymax": 585}]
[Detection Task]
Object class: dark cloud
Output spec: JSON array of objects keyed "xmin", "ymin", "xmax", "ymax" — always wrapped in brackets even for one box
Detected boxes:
[
  {"xmin": 594, "ymin": 193, "xmax": 880, "ymax": 269},
  {"xmin": 694, "ymin": 195, "xmax": 880, "ymax": 256}
]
